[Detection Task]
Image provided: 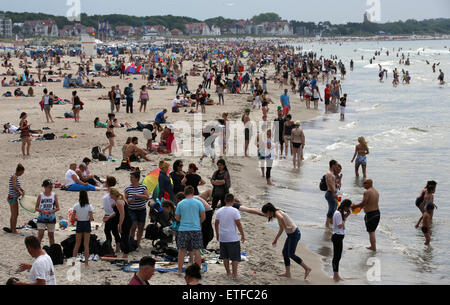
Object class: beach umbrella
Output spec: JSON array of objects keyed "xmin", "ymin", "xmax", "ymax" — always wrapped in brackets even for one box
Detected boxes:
[{"xmin": 141, "ymin": 168, "xmax": 172, "ymax": 199}]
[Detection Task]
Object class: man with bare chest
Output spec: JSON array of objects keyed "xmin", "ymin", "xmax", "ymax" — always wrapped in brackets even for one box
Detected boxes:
[{"xmin": 352, "ymin": 179, "xmax": 380, "ymax": 251}]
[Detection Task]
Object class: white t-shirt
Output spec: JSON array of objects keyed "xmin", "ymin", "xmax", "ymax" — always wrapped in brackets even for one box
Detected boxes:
[
  {"xmin": 171, "ymin": 98, "xmax": 180, "ymax": 108},
  {"xmin": 72, "ymin": 203, "xmax": 94, "ymax": 221},
  {"xmin": 332, "ymin": 211, "xmax": 345, "ymax": 235},
  {"xmin": 102, "ymin": 193, "xmax": 115, "ymax": 216},
  {"xmin": 29, "ymin": 254, "xmax": 56, "ymax": 285},
  {"xmin": 215, "ymin": 206, "xmax": 241, "ymax": 243},
  {"xmin": 7, "ymin": 124, "xmax": 19, "ymax": 134},
  {"xmin": 65, "ymin": 169, "xmax": 78, "ymax": 186}
]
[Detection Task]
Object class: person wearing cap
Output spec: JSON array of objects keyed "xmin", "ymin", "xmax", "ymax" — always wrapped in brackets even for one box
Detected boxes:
[
  {"xmin": 129, "ymin": 256, "xmax": 156, "ymax": 285},
  {"xmin": 35, "ymin": 180, "xmax": 60, "ymax": 245},
  {"xmin": 291, "ymin": 121, "xmax": 305, "ymax": 169}
]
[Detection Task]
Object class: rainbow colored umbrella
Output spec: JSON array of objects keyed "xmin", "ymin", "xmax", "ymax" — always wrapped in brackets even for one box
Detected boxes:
[{"xmin": 141, "ymin": 168, "xmax": 172, "ymax": 199}]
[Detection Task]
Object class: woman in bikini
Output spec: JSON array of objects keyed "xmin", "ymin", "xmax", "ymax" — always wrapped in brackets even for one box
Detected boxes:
[
  {"xmin": 291, "ymin": 121, "xmax": 305, "ymax": 169},
  {"xmin": 351, "ymin": 136, "xmax": 369, "ymax": 178},
  {"xmin": 19, "ymin": 112, "xmax": 31, "ymax": 156},
  {"xmin": 102, "ymin": 113, "xmax": 115, "ymax": 158}
]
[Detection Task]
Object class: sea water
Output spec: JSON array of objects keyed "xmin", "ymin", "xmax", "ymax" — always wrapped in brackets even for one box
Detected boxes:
[{"xmin": 263, "ymin": 39, "xmax": 450, "ymax": 284}]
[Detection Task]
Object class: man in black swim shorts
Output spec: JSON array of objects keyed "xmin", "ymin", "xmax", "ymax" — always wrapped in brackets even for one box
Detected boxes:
[{"xmin": 352, "ymin": 179, "xmax": 380, "ymax": 251}]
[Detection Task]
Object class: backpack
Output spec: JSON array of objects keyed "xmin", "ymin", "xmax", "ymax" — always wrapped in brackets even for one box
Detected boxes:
[
  {"xmin": 99, "ymin": 240, "xmax": 115, "ymax": 257},
  {"xmin": 43, "ymin": 133, "xmax": 55, "ymax": 140},
  {"xmin": 61, "ymin": 234, "xmax": 77, "ymax": 258},
  {"xmin": 92, "ymin": 146, "xmax": 100, "ymax": 159},
  {"xmin": 124, "ymin": 86, "xmax": 130, "ymax": 96},
  {"xmin": 43, "ymin": 244, "xmax": 64, "ymax": 265},
  {"xmin": 319, "ymin": 175, "xmax": 328, "ymax": 191},
  {"xmin": 98, "ymin": 152, "xmax": 108, "ymax": 161},
  {"xmin": 145, "ymin": 223, "xmax": 160, "ymax": 242}
]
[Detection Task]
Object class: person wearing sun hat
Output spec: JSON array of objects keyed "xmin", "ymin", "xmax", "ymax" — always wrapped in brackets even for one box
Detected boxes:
[{"xmin": 291, "ymin": 120, "xmax": 305, "ymax": 169}]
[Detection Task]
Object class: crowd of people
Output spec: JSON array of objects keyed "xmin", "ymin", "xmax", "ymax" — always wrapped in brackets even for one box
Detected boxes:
[{"xmin": 2, "ymin": 39, "xmax": 440, "ymax": 286}]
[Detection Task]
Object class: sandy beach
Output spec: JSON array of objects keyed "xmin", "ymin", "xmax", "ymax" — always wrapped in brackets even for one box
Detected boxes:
[{"xmin": 0, "ymin": 50, "xmax": 334, "ymax": 285}]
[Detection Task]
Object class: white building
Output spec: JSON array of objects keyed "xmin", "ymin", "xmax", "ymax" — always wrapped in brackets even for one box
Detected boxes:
[
  {"xmin": 0, "ymin": 14, "xmax": 13, "ymax": 38},
  {"xmin": 79, "ymin": 34, "xmax": 97, "ymax": 57}
]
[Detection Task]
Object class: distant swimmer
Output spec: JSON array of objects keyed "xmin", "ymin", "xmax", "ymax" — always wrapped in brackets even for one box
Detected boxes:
[
  {"xmin": 438, "ymin": 69, "xmax": 445, "ymax": 84},
  {"xmin": 432, "ymin": 63, "xmax": 436, "ymax": 73},
  {"xmin": 351, "ymin": 179, "xmax": 380, "ymax": 251},
  {"xmin": 351, "ymin": 137, "xmax": 369, "ymax": 178}
]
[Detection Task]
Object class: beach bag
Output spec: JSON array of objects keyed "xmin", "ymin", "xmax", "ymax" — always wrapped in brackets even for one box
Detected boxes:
[
  {"xmin": 43, "ymin": 133, "xmax": 55, "ymax": 140},
  {"xmin": 99, "ymin": 240, "xmax": 115, "ymax": 257},
  {"xmin": 126, "ymin": 237, "xmax": 138, "ymax": 252},
  {"xmin": 145, "ymin": 223, "xmax": 160, "ymax": 242},
  {"xmin": 61, "ymin": 234, "xmax": 77, "ymax": 258},
  {"xmin": 319, "ymin": 175, "xmax": 327, "ymax": 191},
  {"xmin": 98, "ymin": 153, "xmax": 108, "ymax": 161},
  {"xmin": 27, "ymin": 218, "xmax": 38, "ymax": 229},
  {"xmin": 43, "ymin": 244, "xmax": 64, "ymax": 265},
  {"xmin": 91, "ymin": 146, "xmax": 100, "ymax": 159},
  {"xmin": 116, "ymin": 159, "xmax": 131, "ymax": 171}
]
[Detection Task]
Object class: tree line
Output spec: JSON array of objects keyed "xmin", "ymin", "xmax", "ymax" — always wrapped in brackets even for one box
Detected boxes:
[{"xmin": 2, "ymin": 11, "xmax": 449, "ymax": 36}]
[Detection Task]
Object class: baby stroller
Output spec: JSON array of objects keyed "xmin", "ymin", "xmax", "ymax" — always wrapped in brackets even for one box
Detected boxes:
[{"xmin": 145, "ymin": 198, "xmax": 173, "ymax": 250}]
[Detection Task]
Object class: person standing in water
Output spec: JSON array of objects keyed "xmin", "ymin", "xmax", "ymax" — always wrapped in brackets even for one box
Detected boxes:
[
  {"xmin": 351, "ymin": 136, "xmax": 369, "ymax": 178},
  {"xmin": 422, "ymin": 203, "xmax": 435, "ymax": 246},
  {"xmin": 352, "ymin": 179, "xmax": 380, "ymax": 251},
  {"xmin": 291, "ymin": 121, "xmax": 305, "ymax": 169},
  {"xmin": 438, "ymin": 69, "xmax": 445, "ymax": 84},
  {"xmin": 325, "ymin": 160, "xmax": 339, "ymax": 228},
  {"xmin": 262, "ymin": 203, "xmax": 312, "ymax": 280},
  {"xmin": 331, "ymin": 199, "xmax": 352, "ymax": 282},
  {"xmin": 415, "ymin": 181, "xmax": 437, "ymax": 228}
]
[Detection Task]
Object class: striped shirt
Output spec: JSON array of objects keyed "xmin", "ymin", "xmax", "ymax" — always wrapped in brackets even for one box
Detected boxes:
[
  {"xmin": 124, "ymin": 184, "xmax": 148, "ymax": 210},
  {"xmin": 8, "ymin": 174, "xmax": 21, "ymax": 197}
]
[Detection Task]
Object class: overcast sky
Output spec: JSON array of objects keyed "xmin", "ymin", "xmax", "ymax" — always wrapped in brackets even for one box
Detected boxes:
[{"xmin": 2, "ymin": 0, "xmax": 449, "ymax": 23}]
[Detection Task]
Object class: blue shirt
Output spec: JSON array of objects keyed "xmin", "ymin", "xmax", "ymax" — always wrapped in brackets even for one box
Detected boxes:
[
  {"xmin": 175, "ymin": 198, "xmax": 205, "ymax": 231},
  {"xmin": 311, "ymin": 78, "xmax": 317, "ymax": 89},
  {"xmin": 155, "ymin": 111, "xmax": 166, "ymax": 123},
  {"xmin": 280, "ymin": 94, "xmax": 290, "ymax": 107}
]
